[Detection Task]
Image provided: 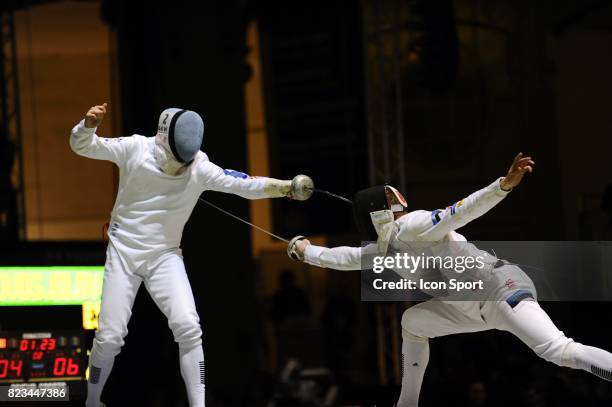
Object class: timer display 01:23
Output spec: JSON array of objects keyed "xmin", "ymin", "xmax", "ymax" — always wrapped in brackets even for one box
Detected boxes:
[{"xmin": 0, "ymin": 331, "xmax": 86, "ymax": 382}]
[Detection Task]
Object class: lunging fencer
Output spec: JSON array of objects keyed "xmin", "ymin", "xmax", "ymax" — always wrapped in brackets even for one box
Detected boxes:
[
  {"xmin": 287, "ymin": 153, "xmax": 612, "ymax": 407},
  {"xmin": 71, "ymin": 103, "xmax": 311, "ymax": 407}
]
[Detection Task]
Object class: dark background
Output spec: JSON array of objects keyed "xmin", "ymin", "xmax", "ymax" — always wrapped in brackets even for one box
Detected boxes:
[{"xmin": 1, "ymin": 0, "xmax": 612, "ymax": 406}]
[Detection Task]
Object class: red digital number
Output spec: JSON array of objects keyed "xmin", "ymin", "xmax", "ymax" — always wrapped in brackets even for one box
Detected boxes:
[
  {"xmin": 0, "ymin": 360, "xmax": 7, "ymax": 378},
  {"xmin": 19, "ymin": 338, "xmax": 56, "ymax": 351},
  {"xmin": 33, "ymin": 351, "xmax": 44, "ymax": 361},
  {"xmin": 10, "ymin": 360, "xmax": 22, "ymax": 377},
  {"xmin": 67, "ymin": 358, "xmax": 79, "ymax": 375},
  {"xmin": 53, "ymin": 357, "xmax": 66, "ymax": 376},
  {"xmin": 53, "ymin": 357, "xmax": 79, "ymax": 376}
]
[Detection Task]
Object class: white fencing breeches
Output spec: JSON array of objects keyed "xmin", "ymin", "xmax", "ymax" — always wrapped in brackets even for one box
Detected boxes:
[
  {"xmin": 397, "ymin": 299, "xmax": 612, "ymax": 406},
  {"xmin": 87, "ymin": 242, "xmax": 205, "ymax": 407}
]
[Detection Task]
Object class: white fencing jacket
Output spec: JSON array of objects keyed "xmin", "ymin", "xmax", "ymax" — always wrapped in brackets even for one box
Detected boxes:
[
  {"xmin": 304, "ymin": 178, "xmax": 511, "ymax": 270},
  {"xmin": 70, "ymin": 120, "xmax": 287, "ymax": 269}
]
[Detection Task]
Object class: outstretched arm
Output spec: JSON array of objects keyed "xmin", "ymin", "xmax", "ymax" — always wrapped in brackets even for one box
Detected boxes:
[
  {"xmin": 69, "ymin": 103, "xmax": 134, "ymax": 165},
  {"xmin": 289, "ymin": 237, "xmax": 378, "ymax": 270},
  {"xmin": 198, "ymin": 159, "xmax": 311, "ymax": 200},
  {"xmin": 399, "ymin": 153, "xmax": 535, "ymax": 242}
]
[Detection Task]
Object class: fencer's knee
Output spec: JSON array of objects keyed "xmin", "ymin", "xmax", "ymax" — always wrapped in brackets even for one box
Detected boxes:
[
  {"xmin": 533, "ymin": 333, "xmax": 576, "ymax": 367},
  {"xmin": 401, "ymin": 308, "xmax": 428, "ymax": 342},
  {"xmin": 171, "ymin": 317, "xmax": 202, "ymax": 349},
  {"xmin": 402, "ymin": 328, "xmax": 429, "ymax": 344},
  {"xmin": 91, "ymin": 329, "xmax": 125, "ymax": 360}
]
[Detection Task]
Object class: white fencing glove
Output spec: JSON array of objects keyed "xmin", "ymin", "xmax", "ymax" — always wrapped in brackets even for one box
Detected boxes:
[{"xmin": 263, "ymin": 175, "xmax": 313, "ymax": 200}]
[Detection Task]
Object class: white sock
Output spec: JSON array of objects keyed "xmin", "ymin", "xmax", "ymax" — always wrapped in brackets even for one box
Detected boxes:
[
  {"xmin": 571, "ymin": 343, "xmax": 612, "ymax": 381},
  {"xmin": 85, "ymin": 353, "xmax": 114, "ymax": 407},
  {"xmin": 397, "ymin": 333, "xmax": 429, "ymax": 407},
  {"xmin": 180, "ymin": 345, "xmax": 205, "ymax": 407}
]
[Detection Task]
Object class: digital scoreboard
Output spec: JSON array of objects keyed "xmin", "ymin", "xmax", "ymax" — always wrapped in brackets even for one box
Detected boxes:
[{"xmin": 0, "ymin": 331, "xmax": 87, "ymax": 383}]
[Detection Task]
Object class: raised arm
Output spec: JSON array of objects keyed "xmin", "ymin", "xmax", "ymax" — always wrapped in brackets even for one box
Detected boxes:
[
  {"xmin": 69, "ymin": 103, "xmax": 134, "ymax": 165},
  {"xmin": 399, "ymin": 153, "xmax": 535, "ymax": 242},
  {"xmin": 197, "ymin": 158, "xmax": 311, "ymax": 200}
]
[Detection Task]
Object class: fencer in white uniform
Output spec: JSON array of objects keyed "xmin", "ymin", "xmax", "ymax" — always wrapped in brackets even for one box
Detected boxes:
[
  {"xmin": 71, "ymin": 104, "xmax": 308, "ymax": 407},
  {"xmin": 287, "ymin": 153, "xmax": 612, "ymax": 407}
]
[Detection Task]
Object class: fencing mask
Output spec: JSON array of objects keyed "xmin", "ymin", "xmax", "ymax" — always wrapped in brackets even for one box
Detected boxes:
[
  {"xmin": 353, "ymin": 185, "xmax": 407, "ymax": 242},
  {"xmin": 155, "ymin": 108, "xmax": 204, "ymax": 175}
]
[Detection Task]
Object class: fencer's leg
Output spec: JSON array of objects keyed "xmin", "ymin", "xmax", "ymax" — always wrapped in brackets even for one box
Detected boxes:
[
  {"xmin": 145, "ymin": 252, "xmax": 205, "ymax": 407},
  {"xmin": 397, "ymin": 301, "xmax": 489, "ymax": 407},
  {"xmin": 493, "ymin": 300, "xmax": 612, "ymax": 381},
  {"xmin": 87, "ymin": 244, "xmax": 142, "ymax": 407},
  {"xmin": 179, "ymin": 345, "xmax": 206, "ymax": 405},
  {"xmin": 572, "ymin": 344, "xmax": 612, "ymax": 381},
  {"xmin": 397, "ymin": 329, "xmax": 429, "ymax": 407}
]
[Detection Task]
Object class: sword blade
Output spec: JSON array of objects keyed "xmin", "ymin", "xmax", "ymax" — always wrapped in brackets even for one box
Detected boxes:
[
  {"xmin": 198, "ymin": 197, "xmax": 290, "ymax": 243},
  {"xmin": 311, "ymin": 188, "xmax": 353, "ymax": 204}
]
